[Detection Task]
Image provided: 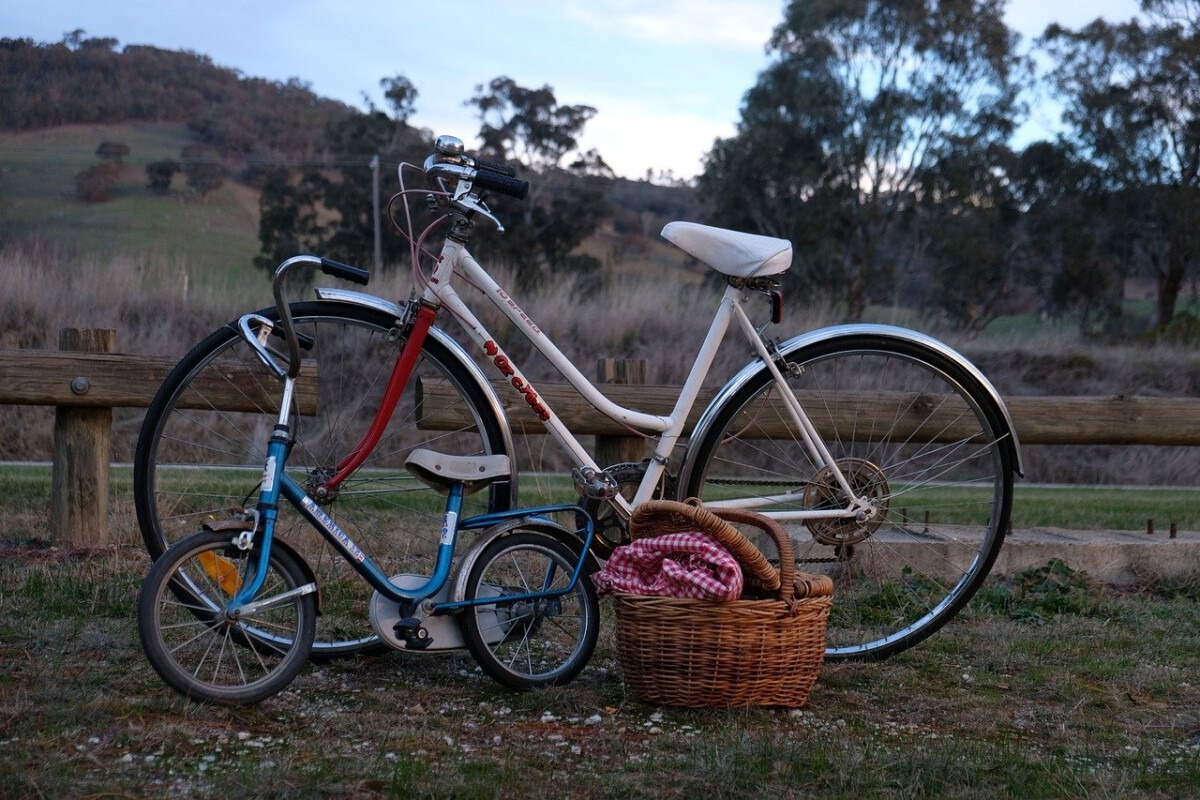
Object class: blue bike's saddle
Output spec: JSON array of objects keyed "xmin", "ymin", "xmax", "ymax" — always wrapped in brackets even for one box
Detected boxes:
[{"xmin": 404, "ymin": 448, "xmax": 512, "ymax": 495}]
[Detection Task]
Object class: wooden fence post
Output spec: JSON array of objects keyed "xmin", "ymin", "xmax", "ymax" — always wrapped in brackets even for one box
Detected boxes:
[
  {"xmin": 594, "ymin": 357, "xmax": 649, "ymax": 467},
  {"xmin": 51, "ymin": 328, "xmax": 115, "ymax": 547}
]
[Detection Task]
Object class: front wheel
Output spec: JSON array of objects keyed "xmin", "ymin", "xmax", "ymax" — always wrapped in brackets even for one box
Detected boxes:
[
  {"xmin": 138, "ymin": 530, "xmax": 317, "ymax": 705},
  {"xmin": 682, "ymin": 332, "xmax": 1015, "ymax": 661},
  {"xmin": 461, "ymin": 531, "xmax": 599, "ymax": 690}
]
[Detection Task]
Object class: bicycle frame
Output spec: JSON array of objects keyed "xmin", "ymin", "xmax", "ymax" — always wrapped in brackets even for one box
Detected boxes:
[
  {"xmin": 402, "ymin": 237, "xmax": 873, "ymax": 524},
  {"xmin": 226, "ymin": 385, "xmax": 597, "ymax": 617}
]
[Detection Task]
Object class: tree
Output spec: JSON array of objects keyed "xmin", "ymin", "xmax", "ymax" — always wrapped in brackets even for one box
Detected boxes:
[
  {"xmin": 1007, "ymin": 141, "xmax": 1126, "ymax": 334},
  {"xmin": 95, "ymin": 140, "xmax": 129, "ymax": 163},
  {"xmin": 380, "ymin": 75, "xmax": 417, "ymax": 123},
  {"xmin": 145, "ymin": 159, "xmax": 180, "ymax": 194},
  {"xmin": 253, "ymin": 76, "xmax": 429, "ymax": 270},
  {"xmin": 467, "ymin": 76, "xmax": 613, "ymax": 288},
  {"xmin": 75, "ymin": 161, "xmax": 120, "ymax": 202},
  {"xmin": 254, "ymin": 167, "xmax": 327, "ymax": 271},
  {"xmin": 700, "ymin": 0, "xmax": 1027, "ymax": 320},
  {"xmin": 1040, "ymin": 1, "xmax": 1200, "ymax": 331},
  {"xmin": 317, "ymin": 110, "xmax": 423, "ymax": 266},
  {"xmin": 179, "ymin": 143, "xmax": 228, "ymax": 199},
  {"xmin": 914, "ymin": 138, "xmax": 1023, "ymax": 334}
]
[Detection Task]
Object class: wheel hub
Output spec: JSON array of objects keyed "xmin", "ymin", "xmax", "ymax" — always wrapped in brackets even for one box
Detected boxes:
[
  {"xmin": 304, "ymin": 466, "xmax": 339, "ymax": 504},
  {"xmin": 803, "ymin": 458, "xmax": 890, "ymax": 546}
]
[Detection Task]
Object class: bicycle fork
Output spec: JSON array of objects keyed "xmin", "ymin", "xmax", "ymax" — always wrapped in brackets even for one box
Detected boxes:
[{"xmin": 224, "ymin": 386, "xmax": 317, "ymax": 617}]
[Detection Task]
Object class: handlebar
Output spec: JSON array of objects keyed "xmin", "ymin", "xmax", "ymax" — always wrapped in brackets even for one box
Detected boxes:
[
  {"xmin": 422, "ymin": 135, "xmax": 530, "ymax": 201},
  {"xmin": 242, "ymin": 255, "xmax": 371, "ymax": 382},
  {"xmin": 317, "ymin": 256, "xmax": 370, "ymax": 286}
]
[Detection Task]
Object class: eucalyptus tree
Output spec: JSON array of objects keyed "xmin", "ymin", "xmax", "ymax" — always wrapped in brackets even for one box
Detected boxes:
[
  {"xmin": 1008, "ymin": 141, "xmax": 1125, "ymax": 333},
  {"xmin": 701, "ymin": 0, "xmax": 1027, "ymax": 320},
  {"xmin": 467, "ymin": 77, "xmax": 613, "ymax": 288},
  {"xmin": 1040, "ymin": 0, "xmax": 1200, "ymax": 331}
]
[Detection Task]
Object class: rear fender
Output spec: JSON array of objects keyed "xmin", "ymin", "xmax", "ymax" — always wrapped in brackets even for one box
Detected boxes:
[
  {"xmin": 680, "ymin": 323, "xmax": 1023, "ymax": 490},
  {"xmin": 450, "ymin": 516, "xmax": 601, "ymax": 604}
]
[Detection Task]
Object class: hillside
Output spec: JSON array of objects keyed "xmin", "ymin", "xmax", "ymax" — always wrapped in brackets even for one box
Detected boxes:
[
  {"xmin": 0, "ymin": 123, "xmax": 262, "ymax": 286},
  {"xmin": 0, "ymin": 36, "xmax": 703, "ymax": 292},
  {"xmin": 0, "ymin": 122, "xmax": 703, "ymax": 297}
]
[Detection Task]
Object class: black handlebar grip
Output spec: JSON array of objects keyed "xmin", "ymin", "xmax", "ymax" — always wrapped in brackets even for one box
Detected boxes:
[
  {"xmin": 473, "ymin": 169, "xmax": 530, "ymax": 200},
  {"xmin": 473, "ymin": 157, "xmax": 517, "ymax": 177},
  {"xmin": 319, "ymin": 257, "xmax": 370, "ymax": 285}
]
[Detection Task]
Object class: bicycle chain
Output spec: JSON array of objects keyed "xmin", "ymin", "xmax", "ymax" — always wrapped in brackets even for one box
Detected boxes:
[{"xmin": 707, "ymin": 477, "xmax": 805, "ymax": 488}]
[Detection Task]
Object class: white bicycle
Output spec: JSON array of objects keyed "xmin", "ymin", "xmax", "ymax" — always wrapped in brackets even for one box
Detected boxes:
[{"xmin": 134, "ymin": 134, "xmax": 1022, "ymax": 663}]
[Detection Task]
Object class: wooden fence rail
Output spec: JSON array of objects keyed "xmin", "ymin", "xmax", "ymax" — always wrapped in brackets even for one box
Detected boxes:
[
  {"xmin": 4, "ymin": 329, "xmax": 1200, "ymax": 545},
  {"xmin": 419, "ymin": 379, "xmax": 1200, "ymax": 447}
]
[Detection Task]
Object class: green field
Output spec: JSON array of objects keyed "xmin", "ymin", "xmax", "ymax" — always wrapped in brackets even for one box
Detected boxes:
[{"xmin": 0, "ymin": 122, "xmax": 263, "ymax": 293}]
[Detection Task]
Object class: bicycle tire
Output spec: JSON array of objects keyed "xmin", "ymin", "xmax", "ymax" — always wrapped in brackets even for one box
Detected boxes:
[
  {"xmin": 681, "ymin": 333, "xmax": 1015, "ymax": 661},
  {"xmin": 461, "ymin": 531, "xmax": 599, "ymax": 690},
  {"xmin": 138, "ymin": 530, "xmax": 317, "ymax": 705},
  {"xmin": 134, "ymin": 300, "xmax": 512, "ymax": 660}
]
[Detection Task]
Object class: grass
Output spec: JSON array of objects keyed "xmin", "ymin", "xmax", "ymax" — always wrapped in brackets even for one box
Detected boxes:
[
  {"xmin": 1012, "ymin": 484, "xmax": 1200, "ymax": 532},
  {"xmin": 0, "ymin": 122, "xmax": 265, "ymax": 294},
  {"xmin": 3, "ymin": 463, "xmax": 1198, "ymax": 796},
  {"xmin": 5, "ymin": 464, "xmax": 1200, "ymax": 545},
  {"xmin": 0, "ymin": 544, "xmax": 1197, "ymax": 798}
]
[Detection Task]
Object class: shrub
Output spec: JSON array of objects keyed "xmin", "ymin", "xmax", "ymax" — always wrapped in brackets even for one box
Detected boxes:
[
  {"xmin": 74, "ymin": 161, "xmax": 121, "ymax": 202},
  {"xmin": 95, "ymin": 140, "xmax": 130, "ymax": 163},
  {"xmin": 145, "ymin": 159, "xmax": 180, "ymax": 195}
]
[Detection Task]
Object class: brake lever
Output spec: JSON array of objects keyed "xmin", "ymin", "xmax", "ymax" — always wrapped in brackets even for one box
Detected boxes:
[{"xmin": 451, "ymin": 180, "xmax": 506, "ymax": 233}]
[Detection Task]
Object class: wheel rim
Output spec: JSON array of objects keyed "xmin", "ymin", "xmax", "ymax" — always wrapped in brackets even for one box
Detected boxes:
[
  {"xmin": 467, "ymin": 537, "xmax": 596, "ymax": 687},
  {"xmin": 146, "ymin": 538, "xmax": 311, "ymax": 701}
]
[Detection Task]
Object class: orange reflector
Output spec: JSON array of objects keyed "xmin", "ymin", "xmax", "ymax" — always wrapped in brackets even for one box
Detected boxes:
[{"xmin": 198, "ymin": 551, "xmax": 243, "ymax": 595}]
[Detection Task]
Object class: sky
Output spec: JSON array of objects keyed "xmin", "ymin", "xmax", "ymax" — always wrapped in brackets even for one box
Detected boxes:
[{"xmin": 4, "ymin": 0, "xmax": 1145, "ymax": 180}]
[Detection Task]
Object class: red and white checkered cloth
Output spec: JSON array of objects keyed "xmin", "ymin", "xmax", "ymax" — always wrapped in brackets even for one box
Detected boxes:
[{"xmin": 594, "ymin": 531, "xmax": 744, "ymax": 601}]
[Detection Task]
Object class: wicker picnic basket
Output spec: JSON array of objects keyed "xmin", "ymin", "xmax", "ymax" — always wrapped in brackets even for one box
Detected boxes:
[{"xmin": 609, "ymin": 500, "xmax": 832, "ymax": 708}]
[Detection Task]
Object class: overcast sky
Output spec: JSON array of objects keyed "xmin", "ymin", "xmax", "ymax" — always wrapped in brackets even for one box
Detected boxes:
[{"xmin": 5, "ymin": 0, "xmax": 1144, "ymax": 179}]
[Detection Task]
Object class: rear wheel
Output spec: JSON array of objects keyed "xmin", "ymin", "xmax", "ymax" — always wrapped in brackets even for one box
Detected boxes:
[
  {"xmin": 683, "ymin": 334, "xmax": 1015, "ymax": 661},
  {"xmin": 134, "ymin": 301, "xmax": 512, "ymax": 659},
  {"xmin": 461, "ymin": 531, "xmax": 599, "ymax": 690}
]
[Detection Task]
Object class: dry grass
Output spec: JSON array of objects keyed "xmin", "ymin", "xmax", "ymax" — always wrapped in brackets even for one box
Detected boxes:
[
  {"xmin": 5, "ymin": 240, "xmax": 1200, "ymax": 485},
  {"xmin": 3, "ymin": 241, "xmax": 1200, "ymax": 796}
]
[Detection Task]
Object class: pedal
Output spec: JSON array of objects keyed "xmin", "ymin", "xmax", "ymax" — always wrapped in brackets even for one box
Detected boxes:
[
  {"xmin": 394, "ymin": 617, "xmax": 433, "ymax": 650},
  {"xmin": 571, "ymin": 466, "xmax": 618, "ymax": 500}
]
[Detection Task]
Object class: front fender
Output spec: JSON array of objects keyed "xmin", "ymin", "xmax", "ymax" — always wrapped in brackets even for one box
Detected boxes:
[{"xmin": 681, "ymin": 323, "xmax": 1023, "ymax": 485}]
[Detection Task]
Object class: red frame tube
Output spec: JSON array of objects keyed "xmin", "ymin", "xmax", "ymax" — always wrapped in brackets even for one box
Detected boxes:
[{"xmin": 322, "ymin": 303, "xmax": 438, "ymax": 490}]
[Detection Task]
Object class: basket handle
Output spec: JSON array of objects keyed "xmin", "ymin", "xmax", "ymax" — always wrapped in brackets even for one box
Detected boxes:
[
  {"xmin": 708, "ymin": 507, "xmax": 796, "ymax": 603},
  {"xmin": 631, "ymin": 499, "xmax": 782, "ymax": 593}
]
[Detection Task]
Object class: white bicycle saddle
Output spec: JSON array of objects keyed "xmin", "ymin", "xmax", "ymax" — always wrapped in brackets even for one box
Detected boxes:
[{"xmin": 661, "ymin": 221, "xmax": 792, "ymax": 278}]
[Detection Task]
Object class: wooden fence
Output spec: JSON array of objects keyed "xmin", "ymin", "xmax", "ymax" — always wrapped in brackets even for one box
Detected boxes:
[{"xmin": 4, "ymin": 328, "xmax": 1200, "ymax": 546}]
